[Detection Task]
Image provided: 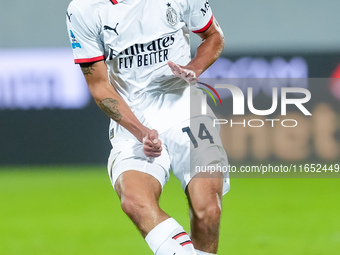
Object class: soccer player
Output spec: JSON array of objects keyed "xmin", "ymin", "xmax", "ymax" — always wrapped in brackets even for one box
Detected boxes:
[{"xmin": 66, "ymin": 0, "xmax": 230, "ymax": 254}]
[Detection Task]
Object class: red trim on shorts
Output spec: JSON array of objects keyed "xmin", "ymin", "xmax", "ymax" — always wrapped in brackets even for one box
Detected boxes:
[
  {"xmin": 74, "ymin": 55, "xmax": 105, "ymax": 64},
  {"xmin": 180, "ymin": 240, "xmax": 193, "ymax": 246},
  {"xmin": 192, "ymin": 15, "xmax": 214, "ymax": 33},
  {"xmin": 110, "ymin": 0, "xmax": 118, "ymax": 4},
  {"xmin": 172, "ymin": 232, "xmax": 187, "ymax": 240}
]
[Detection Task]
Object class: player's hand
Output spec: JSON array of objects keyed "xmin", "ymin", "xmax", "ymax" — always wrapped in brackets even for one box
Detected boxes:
[
  {"xmin": 142, "ymin": 129, "xmax": 162, "ymax": 158},
  {"xmin": 168, "ymin": 61, "xmax": 198, "ymax": 85}
]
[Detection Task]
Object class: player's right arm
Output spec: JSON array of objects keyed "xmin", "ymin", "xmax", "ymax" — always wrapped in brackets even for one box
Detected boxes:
[
  {"xmin": 66, "ymin": 2, "xmax": 161, "ymax": 157},
  {"xmin": 79, "ymin": 60, "xmax": 162, "ymax": 157}
]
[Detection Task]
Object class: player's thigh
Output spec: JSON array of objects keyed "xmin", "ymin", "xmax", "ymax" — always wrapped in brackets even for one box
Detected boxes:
[
  {"xmin": 164, "ymin": 116, "xmax": 230, "ymax": 195},
  {"xmin": 107, "ymin": 139, "xmax": 171, "ymax": 194},
  {"xmin": 115, "ymin": 170, "xmax": 163, "ymax": 205}
]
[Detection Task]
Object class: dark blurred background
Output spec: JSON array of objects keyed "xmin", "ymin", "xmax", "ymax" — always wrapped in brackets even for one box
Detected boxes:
[{"xmin": 1, "ymin": 0, "xmax": 339, "ymax": 165}]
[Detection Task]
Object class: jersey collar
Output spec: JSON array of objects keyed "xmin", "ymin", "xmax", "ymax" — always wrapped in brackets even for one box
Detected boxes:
[{"xmin": 110, "ymin": 0, "xmax": 118, "ymax": 4}]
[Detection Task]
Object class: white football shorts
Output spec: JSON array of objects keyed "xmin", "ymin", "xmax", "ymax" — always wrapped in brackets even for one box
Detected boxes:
[{"xmin": 107, "ymin": 115, "xmax": 230, "ymax": 195}]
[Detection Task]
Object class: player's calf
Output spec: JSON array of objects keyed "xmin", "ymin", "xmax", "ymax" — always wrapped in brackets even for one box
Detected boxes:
[
  {"xmin": 190, "ymin": 200, "xmax": 221, "ymax": 252},
  {"xmin": 116, "ymin": 171, "xmax": 167, "ymax": 236},
  {"xmin": 120, "ymin": 192, "xmax": 165, "ymax": 234},
  {"xmin": 186, "ymin": 174, "xmax": 223, "ymax": 254}
]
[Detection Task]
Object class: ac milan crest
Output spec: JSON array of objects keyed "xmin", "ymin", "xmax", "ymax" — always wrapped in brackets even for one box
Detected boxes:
[{"xmin": 166, "ymin": 3, "xmax": 178, "ymax": 26}]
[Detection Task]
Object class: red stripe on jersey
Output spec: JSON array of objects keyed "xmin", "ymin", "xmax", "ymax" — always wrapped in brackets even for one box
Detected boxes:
[
  {"xmin": 74, "ymin": 55, "xmax": 105, "ymax": 64},
  {"xmin": 180, "ymin": 240, "xmax": 193, "ymax": 246},
  {"xmin": 192, "ymin": 15, "xmax": 214, "ymax": 33},
  {"xmin": 110, "ymin": 0, "xmax": 118, "ymax": 4},
  {"xmin": 172, "ymin": 232, "xmax": 187, "ymax": 240}
]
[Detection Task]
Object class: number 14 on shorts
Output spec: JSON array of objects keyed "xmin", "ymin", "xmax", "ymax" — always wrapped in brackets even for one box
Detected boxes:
[{"xmin": 182, "ymin": 123, "xmax": 215, "ymax": 148}]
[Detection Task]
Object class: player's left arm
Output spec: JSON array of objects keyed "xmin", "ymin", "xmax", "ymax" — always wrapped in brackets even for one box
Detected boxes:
[{"xmin": 168, "ymin": 17, "xmax": 224, "ymax": 83}]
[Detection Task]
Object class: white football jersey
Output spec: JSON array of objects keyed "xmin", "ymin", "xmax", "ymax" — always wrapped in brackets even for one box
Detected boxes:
[{"xmin": 66, "ymin": 0, "xmax": 214, "ymax": 136}]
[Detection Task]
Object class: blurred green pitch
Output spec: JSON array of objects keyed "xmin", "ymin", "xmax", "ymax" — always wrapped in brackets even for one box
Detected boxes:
[{"xmin": 1, "ymin": 166, "xmax": 339, "ymax": 255}]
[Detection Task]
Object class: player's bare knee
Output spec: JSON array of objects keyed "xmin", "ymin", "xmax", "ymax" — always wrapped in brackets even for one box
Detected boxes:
[
  {"xmin": 193, "ymin": 201, "xmax": 221, "ymax": 227},
  {"xmin": 120, "ymin": 194, "xmax": 152, "ymax": 219}
]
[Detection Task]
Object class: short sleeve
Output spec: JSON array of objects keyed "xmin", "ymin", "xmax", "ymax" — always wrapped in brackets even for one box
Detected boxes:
[
  {"xmin": 66, "ymin": 2, "xmax": 105, "ymax": 64},
  {"xmin": 184, "ymin": 0, "xmax": 213, "ymax": 33}
]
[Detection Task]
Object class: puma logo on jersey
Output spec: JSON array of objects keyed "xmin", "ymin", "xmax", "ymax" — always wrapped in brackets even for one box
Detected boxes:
[{"xmin": 104, "ymin": 23, "xmax": 119, "ymax": 35}]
